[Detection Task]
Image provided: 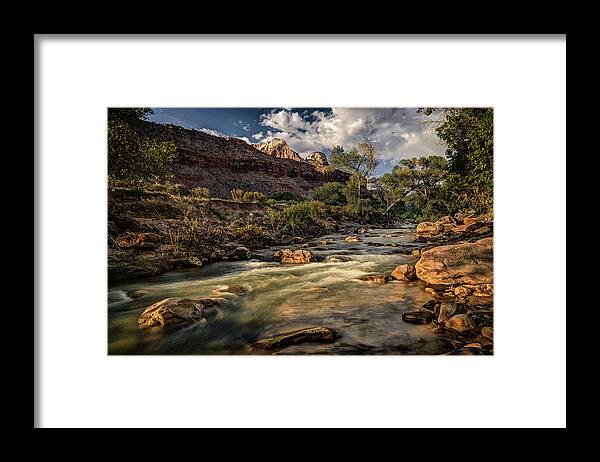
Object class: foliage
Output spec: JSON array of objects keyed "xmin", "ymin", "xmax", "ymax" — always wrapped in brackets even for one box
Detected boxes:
[
  {"xmin": 272, "ymin": 191, "xmax": 305, "ymax": 202},
  {"xmin": 190, "ymin": 187, "xmax": 210, "ymax": 200},
  {"xmin": 268, "ymin": 200, "xmax": 331, "ymax": 235},
  {"xmin": 330, "ymin": 141, "xmax": 380, "ymax": 179},
  {"xmin": 310, "ymin": 182, "xmax": 346, "ymax": 205},
  {"xmin": 168, "ymin": 212, "xmax": 229, "ymax": 257},
  {"xmin": 379, "ymin": 156, "xmax": 449, "ymax": 220},
  {"xmin": 330, "ymin": 139, "xmax": 380, "ymax": 214},
  {"xmin": 108, "ymin": 177, "xmax": 190, "ymax": 196},
  {"xmin": 108, "ymin": 108, "xmax": 177, "ymax": 182},
  {"xmin": 230, "ymin": 189, "xmax": 265, "ymax": 203},
  {"xmin": 421, "ymin": 108, "xmax": 494, "ymax": 215},
  {"xmin": 230, "ymin": 224, "xmax": 271, "ymax": 246}
]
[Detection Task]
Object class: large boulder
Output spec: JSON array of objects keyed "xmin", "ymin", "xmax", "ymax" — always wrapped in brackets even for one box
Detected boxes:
[
  {"xmin": 390, "ymin": 264, "xmax": 416, "ymax": 281},
  {"xmin": 274, "ymin": 249, "xmax": 317, "ymax": 264},
  {"xmin": 137, "ymin": 297, "xmax": 220, "ymax": 330},
  {"xmin": 415, "ymin": 237, "xmax": 493, "ymax": 286},
  {"xmin": 253, "ymin": 326, "xmax": 339, "ymax": 351}
]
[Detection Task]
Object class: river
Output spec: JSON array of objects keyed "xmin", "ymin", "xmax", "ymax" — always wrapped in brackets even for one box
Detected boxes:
[{"xmin": 108, "ymin": 225, "xmax": 455, "ymax": 355}]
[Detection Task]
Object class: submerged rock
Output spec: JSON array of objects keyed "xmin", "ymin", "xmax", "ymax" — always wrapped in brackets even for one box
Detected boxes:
[
  {"xmin": 390, "ymin": 264, "xmax": 416, "ymax": 281},
  {"xmin": 402, "ymin": 310, "xmax": 433, "ymax": 324},
  {"xmin": 274, "ymin": 249, "xmax": 317, "ymax": 264},
  {"xmin": 415, "ymin": 237, "xmax": 493, "ymax": 286},
  {"xmin": 358, "ymin": 274, "xmax": 388, "ymax": 283},
  {"xmin": 126, "ymin": 289, "xmax": 148, "ymax": 299},
  {"xmin": 137, "ymin": 297, "xmax": 221, "ymax": 330},
  {"xmin": 324, "ymin": 255, "xmax": 353, "ymax": 263},
  {"xmin": 344, "ymin": 235, "xmax": 360, "ymax": 243},
  {"xmin": 252, "ymin": 326, "xmax": 339, "ymax": 352},
  {"xmin": 211, "ymin": 285, "xmax": 251, "ymax": 297}
]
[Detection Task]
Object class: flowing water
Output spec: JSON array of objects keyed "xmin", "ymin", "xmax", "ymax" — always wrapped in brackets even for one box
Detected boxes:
[{"xmin": 108, "ymin": 226, "xmax": 454, "ymax": 355}]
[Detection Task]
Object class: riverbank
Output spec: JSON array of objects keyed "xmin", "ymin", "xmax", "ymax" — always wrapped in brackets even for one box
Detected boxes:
[{"xmin": 108, "ymin": 187, "xmax": 399, "ymax": 283}]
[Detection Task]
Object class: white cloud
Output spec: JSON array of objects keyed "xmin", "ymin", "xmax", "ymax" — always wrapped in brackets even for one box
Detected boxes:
[
  {"xmin": 258, "ymin": 108, "xmax": 445, "ymax": 164},
  {"xmin": 252, "ymin": 132, "xmax": 264, "ymax": 141},
  {"xmin": 237, "ymin": 119, "xmax": 251, "ymax": 131}
]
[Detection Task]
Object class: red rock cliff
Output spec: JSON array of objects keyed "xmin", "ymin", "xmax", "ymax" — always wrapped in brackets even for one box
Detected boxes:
[{"xmin": 137, "ymin": 121, "xmax": 350, "ymax": 198}]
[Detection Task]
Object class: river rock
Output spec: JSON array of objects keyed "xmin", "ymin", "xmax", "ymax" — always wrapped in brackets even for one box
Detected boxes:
[
  {"xmin": 437, "ymin": 302, "xmax": 457, "ymax": 325},
  {"xmin": 116, "ymin": 232, "xmax": 161, "ymax": 249},
  {"xmin": 345, "ymin": 235, "xmax": 360, "ymax": 243},
  {"xmin": 402, "ymin": 310, "xmax": 433, "ymax": 324},
  {"xmin": 481, "ymin": 326, "xmax": 494, "ymax": 340},
  {"xmin": 212, "ymin": 285, "xmax": 250, "ymax": 297},
  {"xmin": 415, "ymin": 222, "xmax": 444, "ymax": 239},
  {"xmin": 412, "ymin": 249, "xmax": 422, "ymax": 257},
  {"xmin": 445, "ymin": 314, "xmax": 476, "ymax": 332},
  {"xmin": 447, "ymin": 347, "xmax": 486, "ymax": 355},
  {"xmin": 463, "ymin": 216, "xmax": 478, "ymax": 226},
  {"xmin": 137, "ymin": 297, "xmax": 220, "ymax": 330},
  {"xmin": 358, "ymin": 274, "xmax": 388, "ymax": 283},
  {"xmin": 415, "ymin": 237, "xmax": 493, "ymax": 286},
  {"xmin": 390, "ymin": 264, "xmax": 416, "ymax": 281},
  {"xmin": 126, "ymin": 289, "xmax": 148, "ymax": 299},
  {"xmin": 324, "ymin": 255, "xmax": 353, "ymax": 263},
  {"xmin": 422, "ymin": 299, "xmax": 439, "ymax": 310},
  {"xmin": 471, "ymin": 283, "xmax": 494, "ymax": 297},
  {"xmin": 274, "ymin": 249, "xmax": 317, "ymax": 264},
  {"xmin": 454, "ymin": 286, "xmax": 473, "ymax": 299},
  {"xmin": 252, "ymin": 326, "xmax": 339, "ymax": 351}
]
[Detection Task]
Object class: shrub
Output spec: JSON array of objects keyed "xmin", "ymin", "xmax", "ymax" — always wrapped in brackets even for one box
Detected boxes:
[
  {"xmin": 169, "ymin": 212, "xmax": 230, "ymax": 257},
  {"xmin": 310, "ymin": 182, "xmax": 346, "ymax": 205},
  {"xmin": 268, "ymin": 200, "xmax": 331, "ymax": 235},
  {"xmin": 108, "ymin": 178, "xmax": 190, "ymax": 196},
  {"xmin": 272, "ymin": 191, "xmax": 305, "ymax": 202},
  {"xmin": 242, "ymin": 191, "xmax": 265, "ymax": 203},
  {"xmin": 190, "ymin": 187, "xmax": 210, "ymax": 200},
  {"xmin": 231, "ymin": 189, "xmax": 265, "ymax": 203},
  {"xmin": 231, "ymin": 188, "xmax": 245, "ymax": 202},
  {"xmin": 230, "ymin": 223, "xmax": 272, "ymax": 246}
]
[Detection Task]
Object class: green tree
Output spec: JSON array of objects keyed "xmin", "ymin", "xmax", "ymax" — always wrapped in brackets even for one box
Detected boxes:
[
  {"xmin": 420, "ymin": 108, "xmax": 493, "ymax": 214},
  {"xmin": 380, "ymin": 156, "xmax": 448, "ymax": 218},
  {"xmin": 310, "ymin": 182, "xmax": 346, "ymax": 205},
  {"xmin": 330, "ymin": 139, "xmax": 380, "ymax": 212},
  {"xmin": 108, "ymin": 108, "xmax": 177, "ymax": 181}
]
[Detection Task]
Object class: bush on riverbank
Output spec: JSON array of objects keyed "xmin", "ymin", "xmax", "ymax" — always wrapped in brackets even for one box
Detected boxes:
[{"xmin": 268, "ymin": 200, "xmax": 333, "ymax": 235}]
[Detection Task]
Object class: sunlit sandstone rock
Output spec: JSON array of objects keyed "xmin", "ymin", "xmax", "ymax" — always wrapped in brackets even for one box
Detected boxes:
[{"xmin": 415, "ymin": 237, "xmax": 493, "ymax": 286}]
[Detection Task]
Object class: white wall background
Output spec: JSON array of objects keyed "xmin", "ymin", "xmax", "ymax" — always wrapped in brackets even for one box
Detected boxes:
[{"xmin": 35, "ymin": 35, "xmax": 566, "ymax": 428}]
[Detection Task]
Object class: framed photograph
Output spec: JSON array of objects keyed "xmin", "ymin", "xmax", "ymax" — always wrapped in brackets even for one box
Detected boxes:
[{"xmin": 35, "ymin": 34, "xmax": 566, "ymax": 428}]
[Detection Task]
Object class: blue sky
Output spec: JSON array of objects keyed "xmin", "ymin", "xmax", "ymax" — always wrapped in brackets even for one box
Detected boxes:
[{"xmin": 148, "ymin": 107, "xmax": 445, "ymax": 175}]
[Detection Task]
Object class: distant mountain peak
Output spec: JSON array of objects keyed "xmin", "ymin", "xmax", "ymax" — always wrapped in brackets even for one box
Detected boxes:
[
  {"xmin": 305, "ymin": 151, "xmax": 329, "ymax": 167},
  {"xmin": 253, "ymin": 137, "xmax": 303, "ymax": 162}
]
